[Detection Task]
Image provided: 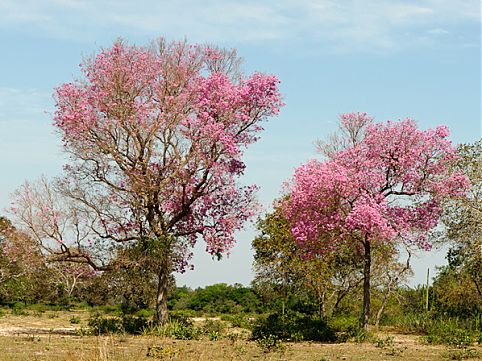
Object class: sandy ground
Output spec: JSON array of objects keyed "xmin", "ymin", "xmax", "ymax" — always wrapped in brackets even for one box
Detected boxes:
[{"xmin": 0, "ymin": 311, "xmax": 480, "ymax": 361}]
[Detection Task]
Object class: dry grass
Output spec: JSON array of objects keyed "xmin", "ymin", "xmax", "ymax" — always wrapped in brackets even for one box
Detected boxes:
[
  {"xmin": 0, "ymin": 309, "xmax": 90, "ymax": 336},
  {"xmin": 0, "ymin": 309, "xmax": 480, "ymax": 361},
  {"xmin": 0, "ymin": 334, "xmax": 473, "ymax": 361}
]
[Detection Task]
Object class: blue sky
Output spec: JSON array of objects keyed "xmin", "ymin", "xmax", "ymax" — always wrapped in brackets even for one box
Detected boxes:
[{"xmin": 0, "ymin": 0, "xmax": 480, "ymax": 287}]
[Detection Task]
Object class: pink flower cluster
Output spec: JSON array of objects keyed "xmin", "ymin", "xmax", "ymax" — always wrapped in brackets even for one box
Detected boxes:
[{"xmin": 284, "ymin": 115, "xmax": 468, "ymax": 255}]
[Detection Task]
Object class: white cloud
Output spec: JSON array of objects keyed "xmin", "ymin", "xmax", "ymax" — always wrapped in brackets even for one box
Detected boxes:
[
  {"xmin": 0, "ymin": 0, "xmax": 479, "ymax": 52},
  {"xmin": 427, "ymin": 28, "xmax": 449, "ymax": 36}
]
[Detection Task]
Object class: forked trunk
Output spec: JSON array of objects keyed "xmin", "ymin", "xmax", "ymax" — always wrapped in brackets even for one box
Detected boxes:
[{"xmin": 362, "ymin": 239, "xmax": 371, "ymax": 330}]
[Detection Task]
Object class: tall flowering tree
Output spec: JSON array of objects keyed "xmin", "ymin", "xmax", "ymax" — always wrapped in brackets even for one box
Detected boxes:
[
  {"xmin": 283, "ymin": 113, "xmax": 467, "ymax": 329},
  {"xmin": 12, "ymin": 39, "xmax": 283, "ymax": 323}
]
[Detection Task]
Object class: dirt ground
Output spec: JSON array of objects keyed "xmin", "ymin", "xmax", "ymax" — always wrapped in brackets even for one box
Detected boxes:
[{"xmin": 0, "ymin": 310, "xmax": 480, "ymax": 361}]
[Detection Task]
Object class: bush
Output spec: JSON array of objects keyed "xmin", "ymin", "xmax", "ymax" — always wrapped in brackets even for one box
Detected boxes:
[
  {"xmin": 87, "ymin": 312, "xmax": 148, "ymax": 335},
  {"xmin": 121, "ymin": 314, "xmax": 149, "ymax": 334},
  {"xmin": 220, "ymin": 313, "xmax": 251, "ymax": 329},
  {"xmin": 392, "ymin": 312, "xmax": 433, "ymax": 334},
  {"xmin": 256, "ymin": 334, "xmax": 286, "ymax": 353},
  {"xmin": 135, "ymin": 308, "xmax": 154, "ymax": 318},
  {"xmin": 201, "ymin": 319, "xmax": 225, "ymax": 341},
  {"xmin": 251, "ymin": 311, "xmax": 336, "ymax": 342},
  {"xmin": 69, "ymin": 316, "xmax": 81, "ymax": 324},
  {"xmin": 391, "ymin": 312, "xmax": 481, "ymax": 347},
  {"xmin": 327, "ymin": 315, "xmax": 360, "ymax": 341},
  {"xmin": 170, "ymin": 320, "xmax": 199, "ymax": 340},
  {"xmin": 423, "ymin": 319, "xmax": 479, "ymax": 348},
  {"xmin": 169, "ymin": 309, "xmax": 197, "ymax": 319},
  {"xmin": 88, "ymin": 312, "xmax": 122, "ymax": 335},
  {"xmin": 11, "ymin": 302, "xmax": 28, "ymax": 316},
  {"xmin": 142, "ymin": 319, "xmax": 200, "ymax": 340}
]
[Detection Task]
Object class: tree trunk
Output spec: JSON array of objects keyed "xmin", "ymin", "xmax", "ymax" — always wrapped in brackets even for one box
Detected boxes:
[
  {"xmin": 471, "ymin": 274, "xmax": 482, "ymax": 299},
  {"xmin": 155, "ymin": 256, "xmax": 171, "ymax": 325},
  {"xmin": 317, "ymin": 289, "xmax": 326, "ymax": 320},
  {"xmin": 362, "ymin": 239, "xmax": 371, "ymax": 330},
  {"xmin": 375, "ymin": 285, "xmax": 391, "ymax": 328}
]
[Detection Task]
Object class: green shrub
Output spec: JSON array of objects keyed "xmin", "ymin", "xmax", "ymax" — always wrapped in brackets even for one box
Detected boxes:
[
  {"xmin": 170, "ymin": 320, "xmax": 199, "ymax": 340},
  {"xmin": 12, "ymin": 302, "xmax": 28, "ymax": 316},
  {"xmin": 88, "ymin": 312, "xmax": 122, "ymax": 335},
  {"xmin": 327, "ymin": 315, "xmax": 360, "ymax": 341},
  {"xmin": 201, "ymin": 319, "xmax": 225, "ymax": 335},
  {"xmin": 96, "ymin": 304, "xmax": 121, "ymax": 314},
  {"xmin": 69, "ymin": 316, "xmax": 81, "ymax": 324},
  {"xmin": 135, "ymin": 308, "xmax": 154, "ymax": 318},
  {"xmin": 251, "ymin": 311, "xmax": 336, "ymax": 342},
  {"xmin": 87, "ymin": 311, "xmax": 150, "ymax": 335},
  {"xmin": 220, "ymin": 313, "xmax": 251, "ymax": 329},
  {"xmin": 392, "ymin": 313, "xmax": 481, "ymax": 347},
  {"xmin": 74, "ymin": 301, "xmax": 91, "ymax": 309},
  {"xmin": 392, "ymin": 312, "xmax": 433, "ymax": 333},
  {"xmin": 423, "ymin": 322, "xmax": 478, "ymax": 348},
  {"xmin": 121, "ymin": 314, "xmax": 149, "ymax": 334},
  {"xmin": 142, "ymin": 318, "xmax": 200, "ymax": 340},
  {"xmin": 168, "ymin": 309, "xmax": 197, "ymax": 320},
  {"xmin": 445, "ymin": 348, "xmax": 480, "ymax": 360},
  {"xmin": 256, "ymin": 334, "xmax": 286, "ymax": 353},
  {"xmin": 374, "ymin": 335, "xmax": 395, "ymax": 348}
]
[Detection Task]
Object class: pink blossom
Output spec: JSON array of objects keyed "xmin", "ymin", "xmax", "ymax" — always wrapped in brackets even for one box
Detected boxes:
[
  {"xmin": 50, "ymin": 39, "xmax": 283, "ymax": 271},
  {"xmin": 283, "ymin": 114, "xmax": 468, "ymax": 257}
]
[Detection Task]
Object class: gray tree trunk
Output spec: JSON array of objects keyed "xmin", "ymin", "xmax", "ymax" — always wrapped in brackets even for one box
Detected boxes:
[{"xmin": 362, "ymin": 239, "xmax": 371, "ymax": 330}]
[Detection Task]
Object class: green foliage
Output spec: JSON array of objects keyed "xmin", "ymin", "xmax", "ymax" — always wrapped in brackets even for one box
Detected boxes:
[
  {"xmin": 252, "ymin": 209, "xmax": 351, "ymax": 318},
  {"xmin": 220, "ymin": 313, "xmax": 251, "ymax": 329},
  {"xmin": 422, "ymin": 318, "xmax": 480, "ymax": 348},
  {"xmin": 251, "ymin": 311, "xmax": 336, "ymax": 342},
  {"xmin": 96, "ymin": 304, "xmax": 121, "ymax": 314},
  {"xmin": 69, "ymin": 316, "xmax": 81, "ymax": 324},
  {"xmin": 87, "ymin": 312, "xmax": 149, "ymax": 335},
  {"xmin": 374, "ymin": 335, "xmax": 395, "ymax": 348},
  {"xmin": 135, "ymin": 308, "xmax": 155, "ymax": 318},
  {"xmin": 201, "ymin": 319, "xmax": 225, "ymax": 337},
  {"xmin": 169, "ymin": 283, "xmax": 262, "ymax": 315},
  {"xmin": 327, "ymin": 315, "xmax": 362, "ymax": 341},
  {"xmin": 168, "ymin": 320, "xmax": 198, "ymax": 340},
  {"xmin": 432, "ymin": 265, "xmax": 482, "ymax": 317},
  {"xmin": 255, "ymin": 334, "xmax": 286, "ymax": 353},
  {"xmin": 390, "ymin": 311, "xmax": 481, "ymax": 347},
  {"xmin": 142, "ymin": 318, "xmax": 200, "ymax": 340},
  {"xmin": 11, "ymin": 302, "xmax": 28, "ymax": 316},
  {"xmin": 168, "ymin": 308, "xmax": 197, "ymax": 319},
  {"xmin": 88, "ymin": 312, "xmax": 122, "ymax": 335},
  {"xmin": 121, "ymin": 314, "xmax": 149, "ymax": 334},
  {"xmin": 445, "ymin": 348, "xmax": 480, "ymax": 360},
  {"xmin": 373, "ymin": 335, "xmax": 407, "ymax": 356},
  {"xmin": 440, "ymin": 140, "xmax": 482, "ymax": 318}
]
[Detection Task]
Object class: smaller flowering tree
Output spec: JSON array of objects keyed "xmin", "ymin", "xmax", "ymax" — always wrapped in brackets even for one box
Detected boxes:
[
  {"xmin": 283, "ymin": 113, "xmax": 468, "ymax": 328},
  {"xmin": 0, "ymin": 217, "xmax": 42, "ymax": 284}
]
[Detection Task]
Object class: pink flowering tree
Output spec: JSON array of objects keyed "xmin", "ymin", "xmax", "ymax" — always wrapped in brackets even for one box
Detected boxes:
[
  {"xmin": 12, "ymin": 39, "xmax": 283, "ymax": 323},
  {"xmin": 283, "ymin": 113, "xmax": 468, "ymax": 329}
]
